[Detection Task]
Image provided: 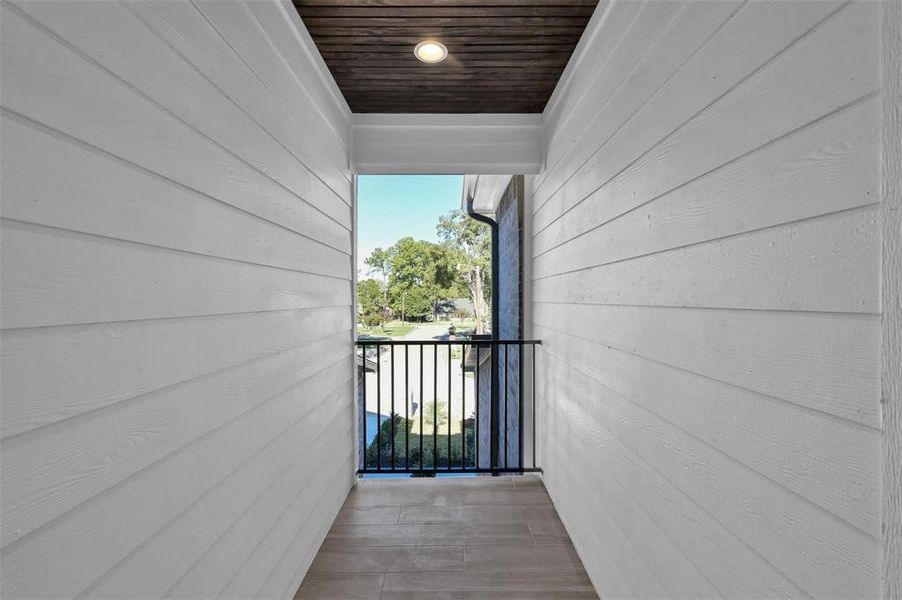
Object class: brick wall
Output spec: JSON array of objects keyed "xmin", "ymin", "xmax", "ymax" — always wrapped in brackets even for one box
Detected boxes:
[{"xmin": 476, "ymin": 176, "xmax": 522, "ymax": 469}]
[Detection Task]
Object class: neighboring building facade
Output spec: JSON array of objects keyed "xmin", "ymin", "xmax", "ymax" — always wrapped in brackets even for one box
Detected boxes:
[{"xmin": 468, "ymin": 175, "xmax": 524, "ymax": 470}]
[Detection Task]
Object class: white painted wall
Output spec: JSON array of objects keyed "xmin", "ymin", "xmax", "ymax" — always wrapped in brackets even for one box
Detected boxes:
[
  {"xmin": 881, "ymin": 2, "xmax": 902, "ymax": 595},
  {"xmin": 0, "ymin": 1, "xmax": 354, "ymax": 598},
  {"xmin": 531, "ymin": 1, "xmax": 885, "ymax": 597}
]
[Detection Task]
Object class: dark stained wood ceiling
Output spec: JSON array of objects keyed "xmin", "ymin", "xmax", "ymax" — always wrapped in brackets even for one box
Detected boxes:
[{"xmin": 293, "ymin": 1, "xmax": 600, "ymax": 113}]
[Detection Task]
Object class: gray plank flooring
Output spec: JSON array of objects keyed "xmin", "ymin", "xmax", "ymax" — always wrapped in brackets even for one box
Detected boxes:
[{"xmin": 295, "ymin": 475, "xmax": 598, "ymax": 599}]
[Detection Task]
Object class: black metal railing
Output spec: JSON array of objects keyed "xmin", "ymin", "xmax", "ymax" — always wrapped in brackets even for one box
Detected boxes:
[{"xmin": 356, "ymin": 339, "xmax": 541, "ymax": 475}]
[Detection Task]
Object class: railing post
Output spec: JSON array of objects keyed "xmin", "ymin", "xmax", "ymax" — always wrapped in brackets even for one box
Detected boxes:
[
  {"xmin": 390, "ymin": 345, "xmax": 395, "ymax": 470},
  {"xmin": 405, "ymin": 344, "xmax": 409, "ymax": 470},
  {"xmin": 447, "ymin": 344, "xmax": 452, "ymax": 471},
  {"xmin": 376, "ymin": 344, "xmax": 381, "ymax": 471},
  {"xmin": 433, "ymin": 344, "xmax": 438, "ymax": 471},
  {"xmin": 419, "ymin": 343, "xmax": 423, "ymax": 470},
  {"xmin": 361, "ymin": 344, "xmax": 366, "ymax": 470}
]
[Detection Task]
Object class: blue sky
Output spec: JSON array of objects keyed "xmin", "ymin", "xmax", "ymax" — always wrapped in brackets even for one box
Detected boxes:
[{"xmin": 356, "ymin": 174, "xmax": 464, "ymax": 278}]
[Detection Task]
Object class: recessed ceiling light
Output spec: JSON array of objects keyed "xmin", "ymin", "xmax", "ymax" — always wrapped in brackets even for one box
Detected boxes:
[{"xmin": 414, "ymin": 40, "xmax": 448, "ymax": 64}]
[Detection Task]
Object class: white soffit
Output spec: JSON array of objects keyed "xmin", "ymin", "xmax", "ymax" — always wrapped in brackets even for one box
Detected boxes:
[{"xmin": 462, "ymin": 174, "xmax": 513, "ymax": 214}]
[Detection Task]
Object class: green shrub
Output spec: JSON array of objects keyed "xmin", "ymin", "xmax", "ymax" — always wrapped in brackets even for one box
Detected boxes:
[{"xmin": 365, "ymin": 413, "xmax": 476, "ymax": 470}]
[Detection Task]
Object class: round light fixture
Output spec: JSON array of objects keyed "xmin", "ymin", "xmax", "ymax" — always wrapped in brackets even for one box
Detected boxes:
[{"xmin": 414, "ymin": 40, "xmax": 448, "ymax": 64}]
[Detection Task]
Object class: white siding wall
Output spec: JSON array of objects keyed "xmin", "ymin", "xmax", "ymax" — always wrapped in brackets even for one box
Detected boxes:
[
  {"xmin": 0, "ymin": 1, "xmax": 354, "ymax": 598},
  {"xmin": 531, "ymin": 1, "xmax": 884, "ymax": 597}
]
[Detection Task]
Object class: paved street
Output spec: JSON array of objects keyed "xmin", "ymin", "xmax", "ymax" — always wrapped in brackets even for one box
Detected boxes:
[{"xmin": 398, "ymin": 322, "xmax": 448, "ymax": 341}]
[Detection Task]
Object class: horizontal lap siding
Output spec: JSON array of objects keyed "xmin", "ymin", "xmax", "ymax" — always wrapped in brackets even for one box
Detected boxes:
[
  {"xmin": 0, "ymin": 1, "xmax": 353, "ymax": 598},
  {"xmin": 532, "ymin": 1, "xmax": 882, "ymax": 597}
]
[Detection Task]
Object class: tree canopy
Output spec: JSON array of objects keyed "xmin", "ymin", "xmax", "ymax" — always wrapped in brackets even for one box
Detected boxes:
[
  {"xmin": 364, "ymin": 237, "xmax": 460, "ymax": 320},
  {"xmin": 361, "ymin": 211, "xmax": 492, "ymax": 329},
  {"xmin": 436, "ymin": 211, "xmax": 492, "ymax": 333},
  {"xmin": 357, "ymin": 278, "xmax": 389, "ymax": 327}
]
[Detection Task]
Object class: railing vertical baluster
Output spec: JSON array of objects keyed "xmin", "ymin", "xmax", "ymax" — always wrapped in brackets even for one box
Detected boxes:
[
  {"xmin": 490, "ymin": 341, "xmax": 498, "ymax": 471},
  {"xmin": 361, "ymin": 344, "xmax": 367, "ymax": 470},
  {"xmin": 355, "ymin": 340, "xmax": 539, "ymax": 475},
  {"xmin": 376, "ymin": 344, "xmax": 381, "ymax": 471},
  {"xmin": 532, "ymin": 343, "xmax": 536, "ymax": 470},
  {"xmin": 461, "ymin": 343, "xmax": 466, "ymax": 470},
  {"xmin": 447, "ymin": 343, "xmax": 452, "ymax": 471},
  {"xmin": 518, "ymin": 342, "xmax": 524, "ymax": 472},
  {"xmin": 433, "ymin": 345, "xmax": 438, "ymax": 471},
  {"xmin": 475, "ymin": 344, "xmax": 480, "ymax": 470},
  {"xmin": 504, "ymin": 343, "xmax": 509, "ymax": 470},
  {"xmin": 419, "ymin": 343, "xmax": 424, "ymax": 470},
  {"xmin": 390, "ymin": 345, "xmax": 395, "ymax": 470},
  {"xmin": 405, "ymin": 344, "xmax": 409, "ymax": 470}
]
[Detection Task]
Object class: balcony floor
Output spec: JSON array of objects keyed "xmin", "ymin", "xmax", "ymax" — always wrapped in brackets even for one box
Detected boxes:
[{"xmin": 295, "ymin": 475, "xmax": 598, "ymax": 599}]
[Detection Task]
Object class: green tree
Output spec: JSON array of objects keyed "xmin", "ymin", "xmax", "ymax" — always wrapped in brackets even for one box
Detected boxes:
[
  {"xmin": 364, "ymin": 247, "xmax": 391, "ymax": 281},
  {"xmin": 358, "ymin": 278, "xmax": 389, "ymax": 327},
  {"xmin": 366, "ymin": 238, "xmax": 457, "ymax": 321},
  {"xmin": 437, "ymin": 211, "xmax": 492, "ymax": 334},
  {"xmin": 364, "ymin": 246, "xmax": 391, "ymax": 305}
]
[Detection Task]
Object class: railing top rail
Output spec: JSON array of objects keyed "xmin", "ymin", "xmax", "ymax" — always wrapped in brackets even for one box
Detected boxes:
[{"xmin": 355, "ymin": 339, "xmax": 542, "ymax": 346}]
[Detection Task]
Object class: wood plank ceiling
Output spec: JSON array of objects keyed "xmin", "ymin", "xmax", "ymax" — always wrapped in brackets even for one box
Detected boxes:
[{"xmin": 293, "ymin": 1, "xmax": 600, "ymax": 113}]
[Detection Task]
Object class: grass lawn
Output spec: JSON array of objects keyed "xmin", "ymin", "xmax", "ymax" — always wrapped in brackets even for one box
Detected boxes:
[
  {"xmin": 366, "ymin": 414, "xmax": 475, "ymax": 470},
  {"xmin": 357, "ymin": 321, "xmax": 415, "ymax": 338},
  {"xmin": 357, "ymin": 318, "xmax": 479, "ymax": 339}
]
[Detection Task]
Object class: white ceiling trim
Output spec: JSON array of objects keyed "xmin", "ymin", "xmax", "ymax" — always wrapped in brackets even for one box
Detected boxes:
[{"xmin": 350, "ymin": 113, "xmax": 544, "ymax": 174}]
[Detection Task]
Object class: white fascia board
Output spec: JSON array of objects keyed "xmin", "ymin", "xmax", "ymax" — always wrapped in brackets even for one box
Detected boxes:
[{"xmin": 351, "ymin": 113, "xmax": 544, "ymax": 174}]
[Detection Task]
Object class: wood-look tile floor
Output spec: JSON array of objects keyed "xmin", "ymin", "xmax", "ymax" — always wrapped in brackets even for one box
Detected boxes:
[{"xmin": 295, "ymin": 475, "xmax": 598, "ymax": 599}]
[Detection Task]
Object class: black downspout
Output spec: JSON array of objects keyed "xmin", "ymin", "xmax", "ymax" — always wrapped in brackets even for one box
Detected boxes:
[
  {"xmin": 466, "ymin": 197, "xmax": 499, "ymax": 337},
  {"xmin": 466, "ymin": 196, "xmax": 500, "ymax": 470}
]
